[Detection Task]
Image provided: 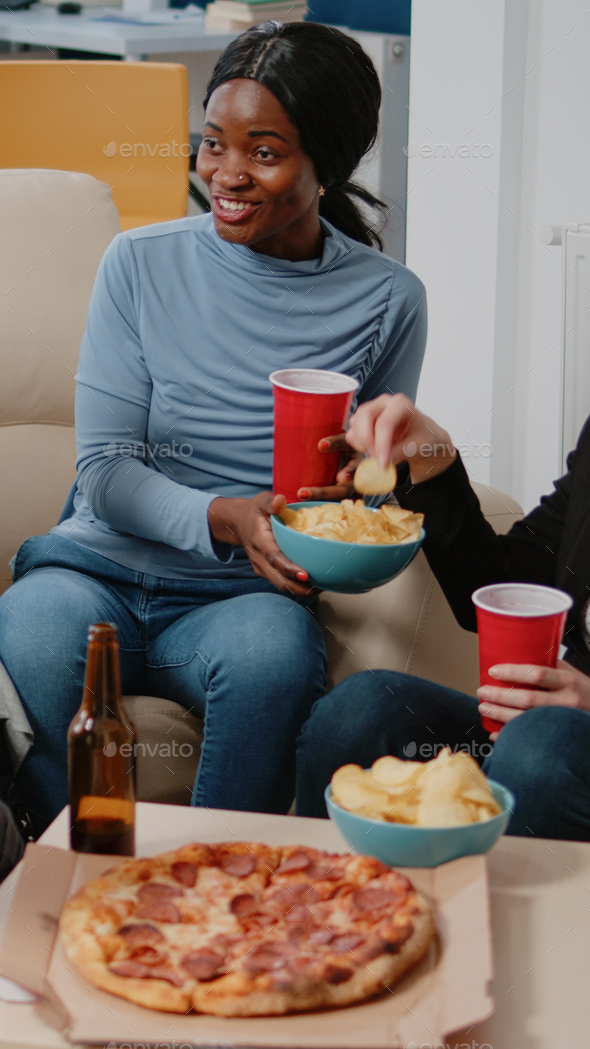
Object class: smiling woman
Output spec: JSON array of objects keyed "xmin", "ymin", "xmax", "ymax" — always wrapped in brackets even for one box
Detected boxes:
[
  {"xmin": 198, "ymin": 21, "xmax": 385, "ymax": 258},
  {"xmin": 0, "ymin": 21, "xmax": 428, "ymax": 838}
]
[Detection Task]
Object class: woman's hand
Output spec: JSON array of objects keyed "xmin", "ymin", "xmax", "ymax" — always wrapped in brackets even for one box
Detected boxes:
[
  {"xmin": 296, "ymin": 393, "xmax": 457, "ymax": 501},
  {"xmin": 346, "ymin": 393, "xmax": 456, "ymax": 485},
  {"xmin": 208, "ymin": 493, "xmax": 316, "ymax": 596},
  {"xmin": 297, "ymin": 435, "xmax": 363, "ymax": 502},
  {"xmin": 477, "ymin": 659, "xmax": 590, "ymax": 740}
]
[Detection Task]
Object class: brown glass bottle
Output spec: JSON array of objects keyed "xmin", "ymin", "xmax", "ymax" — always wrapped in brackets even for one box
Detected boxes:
[{"xmin": 68, "ymin": 623, "xmax": 136, "ymax": 855}]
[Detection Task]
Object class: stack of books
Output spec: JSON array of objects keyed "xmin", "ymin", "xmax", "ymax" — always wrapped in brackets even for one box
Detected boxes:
[{"xmin": 205, "ymin": 0, "xmax": 307, "ymax": 31}]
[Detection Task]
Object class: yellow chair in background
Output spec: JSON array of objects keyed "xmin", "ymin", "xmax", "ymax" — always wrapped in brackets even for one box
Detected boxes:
[{"xmin": 0, "ymin": 61, "xmax": 189, "ymax": 230}]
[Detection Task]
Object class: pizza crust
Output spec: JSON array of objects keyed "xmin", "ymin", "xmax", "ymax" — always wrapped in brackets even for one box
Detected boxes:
[{"xmin": 59, "ymin": 843, "xmax": 435, "ymax": 1017}]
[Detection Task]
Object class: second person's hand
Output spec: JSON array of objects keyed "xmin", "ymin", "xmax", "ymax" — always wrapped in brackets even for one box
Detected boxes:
[
  {"xmin": 346, "ymin": 393, "xmax": 457, "ymax": 485},
  {"xmin": 477, "ymin": 659, "xmax": 590, "ymax": 734}
]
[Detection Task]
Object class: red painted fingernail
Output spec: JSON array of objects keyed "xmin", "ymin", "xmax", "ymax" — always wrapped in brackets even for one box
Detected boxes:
[
  {"xmin": 298, "ymin": 489, "xmax": 311, "ymax": 499},
  {"xmin": 296, "ymin": 571, "xmax": 308, "ymax": 580},
  {"xmin": 318, "ymin": 439, "xmax": 330, "ymax": 450}
]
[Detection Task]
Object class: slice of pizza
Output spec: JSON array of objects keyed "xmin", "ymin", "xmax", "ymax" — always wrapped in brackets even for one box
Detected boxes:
[{"xmin": 59, "ymin": 842, "xmax": 434, "ymax": 1016}]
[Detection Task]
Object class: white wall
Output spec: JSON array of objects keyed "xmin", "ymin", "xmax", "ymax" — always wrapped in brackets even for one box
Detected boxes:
[
  {"xmin": 512, "ymin": 1, "xmax": 590, "ymax": 510},
  {"xmin": 406, "ymin": 0, "xmax": 590, "ymax": 511}
]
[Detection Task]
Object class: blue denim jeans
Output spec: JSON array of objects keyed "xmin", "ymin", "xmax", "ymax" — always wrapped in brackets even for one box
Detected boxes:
[
  {"xmin": 296, "ymin": 670, "xmax": 590, "ymax": 841},
  {"xmin": 0, "ymin": 536, "xmax": 327, "ymax": 828}
]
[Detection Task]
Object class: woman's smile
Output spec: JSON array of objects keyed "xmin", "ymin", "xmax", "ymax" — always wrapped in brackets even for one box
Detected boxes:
[{"xmin": 211, "ymin": 193, "xmax": 263, "ymax": 225}]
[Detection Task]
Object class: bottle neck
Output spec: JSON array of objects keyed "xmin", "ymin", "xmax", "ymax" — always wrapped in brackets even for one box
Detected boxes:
[{"xmin": 82, "ymin": 624, "xmax": 123, "ymax": 720}]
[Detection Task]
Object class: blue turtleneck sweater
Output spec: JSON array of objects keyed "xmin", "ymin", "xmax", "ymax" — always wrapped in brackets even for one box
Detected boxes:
[{"xmin": 52, "ymin": 214, "xmax": 427, "ymax": 578}]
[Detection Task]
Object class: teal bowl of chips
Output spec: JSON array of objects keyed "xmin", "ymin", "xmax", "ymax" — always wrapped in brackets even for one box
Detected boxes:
[
  {"xmin": 325, "ymin": 780, "xmax": 515, "ymax": 867},
  {"xmin": 270, "ymin": 501, "xmax": 425, "ymax": 594}
]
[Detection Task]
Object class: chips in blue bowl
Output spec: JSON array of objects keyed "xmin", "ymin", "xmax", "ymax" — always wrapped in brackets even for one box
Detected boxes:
[
  {"xmin": 325, "ymin": 780, "xmax": 514, "ymax": 867},
  {"xmin": 271, "ymin": 501, "xmax": 425, "ymax": 594}
]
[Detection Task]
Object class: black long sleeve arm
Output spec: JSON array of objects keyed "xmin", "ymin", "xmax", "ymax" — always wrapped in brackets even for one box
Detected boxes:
[{"xmin": 394, "ymin": 455, "xmax": 569, "ymax": 632}]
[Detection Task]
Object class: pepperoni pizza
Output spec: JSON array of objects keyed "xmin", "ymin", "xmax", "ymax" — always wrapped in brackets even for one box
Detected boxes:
[{"xmin": 59, "ymin": 842, "xmax": 434, "ymax": 1016}]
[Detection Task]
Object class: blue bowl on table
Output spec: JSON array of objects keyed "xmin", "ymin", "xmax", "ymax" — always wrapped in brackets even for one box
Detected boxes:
[
  {"xmin": 270, "ymin": 501, "xmax": 425, "ymax": 594},
  {"xmin": 325, "ymin": 780, "xmax": 514, "ymax": 867}
]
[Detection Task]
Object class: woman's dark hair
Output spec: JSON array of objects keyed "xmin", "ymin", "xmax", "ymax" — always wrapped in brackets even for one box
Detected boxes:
[{"xmin": 204, "ymin": 21, "xmax": 386, "ymax": 249}]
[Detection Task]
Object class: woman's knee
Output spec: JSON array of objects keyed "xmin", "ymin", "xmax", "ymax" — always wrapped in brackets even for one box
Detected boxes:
[
  {"xmin": 305, "ymin": 669, "xmax": 456, "ymax": 730},
  {"xmin": 485, "ymin": 706, "xmax": 590, "ymax": 791},
  {"xmin": 212, "ymin": 593, "xmax": 327, "ymax": 688},
  {"xmin": 298, "ymin": 670, "xmax": 410, "ymax": 755}
]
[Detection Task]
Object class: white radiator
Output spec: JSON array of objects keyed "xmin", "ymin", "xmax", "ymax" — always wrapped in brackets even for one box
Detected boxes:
[{"xmin": 542, "ymin": 223, "xmax": 590, "ymax": 472}]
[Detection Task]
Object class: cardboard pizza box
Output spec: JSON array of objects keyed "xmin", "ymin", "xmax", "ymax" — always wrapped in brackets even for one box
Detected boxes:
[{"xmin": 0, "ymin": 808, "xmax": 493, "ymax": 1047}]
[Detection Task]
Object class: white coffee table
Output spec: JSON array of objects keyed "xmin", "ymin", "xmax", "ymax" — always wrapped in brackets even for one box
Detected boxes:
[
  {"xmin": 0, "ymin": 6, "xmax": 236, "ymax": 61},
  {"xmin": 1, "ymin": 802, "xmax": 589, "ymax": 1048}
]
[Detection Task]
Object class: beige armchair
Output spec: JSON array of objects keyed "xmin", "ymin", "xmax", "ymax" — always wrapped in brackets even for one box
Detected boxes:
[{"xmin": 0, "ymin": 169, "xmax": 523, "ymax": 805}]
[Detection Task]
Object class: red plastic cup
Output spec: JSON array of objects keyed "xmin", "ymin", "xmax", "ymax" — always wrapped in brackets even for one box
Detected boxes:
[
  {"xmin": 472, "ymin": 583, "xmax": 573, "ymax": 734},
  {"xmin": 270, "ymin": 369, "xmax": 359, "ymax": 504}
]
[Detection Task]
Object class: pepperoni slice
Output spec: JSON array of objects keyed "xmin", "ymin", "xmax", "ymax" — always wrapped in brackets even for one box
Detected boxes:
[
  {"xmin": 293, "ymin": 884, "xmax": 319, "ymax": 905},
  {"xmin": 276, "ymin": 851, "xmax": 312, "ymax": 874},
  {"xmin": 243, "ymin": 942, "xmax": 297, "ymax": 974},
  {"xmin": 287, "ymin": 923, "xmax": 308, "ymax": 941},
  {"xmin": 150, "ymin": 967, "xmax": 185, "ymax": 987},
  {"xmin": 171, "ymin": 861, "xmax": 197, "ymax": 887},
  {"xmin": 137, "ymin": 882, "xmax": 182, "ymax": 903},
  {"xmin": 324, "ymin": 963, "xmax": 353, "ymax": 985},
  {"xmin": 129, "ymin": 946, "xmax": 164, "ymax": 965},
  {"xmin": 110, "ymin": 959, "xmax": 184, "ymax": 986},
  {"xmin": 285, "ymin": 904, "xmax": 312, "ymax": 923},
  {"xmin": 352, "ymin": 887, "xmax": 396, "ymax": 912},
  {"xmin": 332, "ymin": 933, "xmax": 365, "ymax": 954},
  {"xmin": 308, "ymin": 864, "xmax": 344, "ymax": 881},
  {"xmin": 182, "ymin": 950, "xmax": 225, "ymax": 981},
  {"xmin": 135, "ymin": 901, "xmax": 181, "ymax": 923},
  {"xmin": 221, "ymin": 853, "xmax": 256, "ymax": 878},
  {"xmin": 266, "ymin": 884, "xmax": 318, "ymax": 912},
  {"xmin": 230, "ymin": 893, "xmax": 259, "ymax": 918},
  {"xmin": 110, "ymin": 960, "xmax": 151, "ymax": 979},
  {"xmin": 360, "ymin": 937, "xmax": 390, "ymax": 962},
  {"xmin": 308, "ymin": 928, "xmax": 334, "ymax": 945},
  {"xmin": 117, "ymin": 923, "xmax": 164, "ymax": 948}
]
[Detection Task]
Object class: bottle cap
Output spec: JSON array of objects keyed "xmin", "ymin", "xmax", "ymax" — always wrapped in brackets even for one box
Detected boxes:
[{"xmin": 87, "ymin": 622, "xmax": 119, "ymax": 642}]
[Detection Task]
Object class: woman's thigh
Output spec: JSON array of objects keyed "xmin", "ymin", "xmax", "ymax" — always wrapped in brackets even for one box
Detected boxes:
[
  {"xmin": 296, "ymin": 669, "xmax": 488, "ymax": 817},
  {"xmin": 146, "ymin": 592, "xmax": 327, "ymax": 813}
]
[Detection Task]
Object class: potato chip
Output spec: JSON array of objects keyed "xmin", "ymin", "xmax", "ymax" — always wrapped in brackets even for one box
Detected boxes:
[
  {"xmin": 281, "ymin": 500, "xmax": 423, "ymax": 546},
  {"xmin": 371, "ymin": 755, "xmax": 423, "ymax": 789},
  {"xmin": 331, "ymin": 775, "xmax": 391, "ymax": 814},
  {"xmin": 354, "ymin": 457, "xmax": 398, "ymax": 496},
  {"xmin": 330, "ymin": 746, "xmax": 502, "ymax": 827},
  {"xmin": 382, "ymin": 797, "xmax": 420, "ymax": 824},
  {"xmin": 416, "ymin": 796, "xmax": 476, "ymax": 828}
]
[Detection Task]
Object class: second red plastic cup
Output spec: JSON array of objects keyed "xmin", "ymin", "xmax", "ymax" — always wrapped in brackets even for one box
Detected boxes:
[
  {"xmin": 270, "ymin": 369, "xmax": 359, "ymax": 504},
  {"xmin": 472, "ymin": 583, "xmax": 573, "ymax": 734}
]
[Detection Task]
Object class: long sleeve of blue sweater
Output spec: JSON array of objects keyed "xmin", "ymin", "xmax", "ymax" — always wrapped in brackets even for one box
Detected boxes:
[{"xmin": 53, "ymin": 215, "xmax": 427, "ymax": 579}]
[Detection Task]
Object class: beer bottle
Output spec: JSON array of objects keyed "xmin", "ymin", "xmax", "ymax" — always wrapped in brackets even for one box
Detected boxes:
[{"xmin": 68, "ymin": 622, "xmax": 136, "ymax": 855}]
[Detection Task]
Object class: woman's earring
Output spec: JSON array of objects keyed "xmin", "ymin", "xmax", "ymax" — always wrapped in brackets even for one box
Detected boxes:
[{"xmin": 318, "ymin": 186, "xmax": 326, "ymax": 197}]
